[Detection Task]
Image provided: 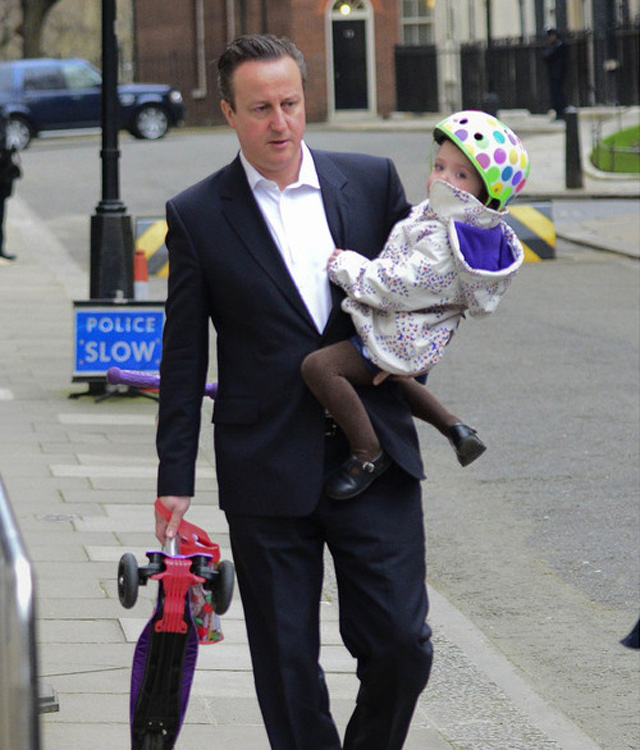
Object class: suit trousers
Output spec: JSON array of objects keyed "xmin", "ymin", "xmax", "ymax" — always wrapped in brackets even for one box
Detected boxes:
[{"xmin": 226, "ymin": 439, "xmax": 433, "ymax": 750}]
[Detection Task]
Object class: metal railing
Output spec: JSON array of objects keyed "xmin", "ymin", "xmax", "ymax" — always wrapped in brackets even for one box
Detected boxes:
[
  {"xmin": 590, "ymin": 112, "xmax": 640, "ymax": 172},
  {"xmin": 392, "ymin": 24, "xmax": 640, "ymax": 116},
  {"xmin": 0, "ymin": 476, "xmax": 41, "ymax": 750}
]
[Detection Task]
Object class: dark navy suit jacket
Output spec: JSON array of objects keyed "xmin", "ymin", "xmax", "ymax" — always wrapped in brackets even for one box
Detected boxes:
[{"xmin": 156, "ymin": 148, "xmax": 424, "ymax": 515}]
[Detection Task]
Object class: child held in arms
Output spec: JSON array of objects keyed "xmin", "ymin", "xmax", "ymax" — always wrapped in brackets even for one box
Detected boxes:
[{"xmin": 302, "ymin": 110, "xmax": 530, "ymax": 500}]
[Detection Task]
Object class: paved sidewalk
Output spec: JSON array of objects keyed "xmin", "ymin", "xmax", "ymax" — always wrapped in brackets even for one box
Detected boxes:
[{"xmin": 0, "ymin": 107, "xmax": 638, "ymax": 750}]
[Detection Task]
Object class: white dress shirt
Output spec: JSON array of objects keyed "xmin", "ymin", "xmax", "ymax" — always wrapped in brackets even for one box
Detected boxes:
[{"xmin": 240, "ymin": 142, "xmax": 335, "ymax": 332}]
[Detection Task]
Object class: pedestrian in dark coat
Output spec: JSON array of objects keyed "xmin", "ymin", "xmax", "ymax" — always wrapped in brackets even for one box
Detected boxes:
[
  {"xmin": 0, "ymin": 107, "xmax": 21, "ymax": 261},
  {"xmin": 543, "ymin": 28, "xmax": 569, "ymax": 121}
]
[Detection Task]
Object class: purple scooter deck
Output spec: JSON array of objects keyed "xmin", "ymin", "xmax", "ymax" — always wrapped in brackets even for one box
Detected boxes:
[
  {"xmin": 130, "ymin": 553, "xmax": 202, "ymax": 750},
  {"xmin": 124, "ymin": 501, "xmax": 231, "ymax": 749}
]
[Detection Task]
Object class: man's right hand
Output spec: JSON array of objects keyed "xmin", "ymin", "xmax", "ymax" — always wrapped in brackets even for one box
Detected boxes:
[{"xmin": 155, "ymin": 495, "xmax": 192, "ymax": 545}]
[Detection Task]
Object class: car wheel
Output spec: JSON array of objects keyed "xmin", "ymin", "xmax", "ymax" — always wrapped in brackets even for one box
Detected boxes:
[
  {"xmin": 6, "ymin": 116, "xmax": 33, "ymax": 150},
  {"xmin": 132, "ymin": 105, "xmax": 169, "ymax": 140}
]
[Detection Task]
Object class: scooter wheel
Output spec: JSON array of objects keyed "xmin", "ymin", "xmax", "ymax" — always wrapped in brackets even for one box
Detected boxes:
[
  {"xmin": 141, "ymin": 733, "xmax": 165, "ymax": 750},
  {"xmin": 117, "ymin": 553, "xmax": 139, "ymax": 609},
  {"xmin": 212, "ymin": 559, "xmax": 235, "ymax": 615}
]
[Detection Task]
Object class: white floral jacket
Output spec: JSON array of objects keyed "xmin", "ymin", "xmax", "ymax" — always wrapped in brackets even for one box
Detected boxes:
[{"xmin": 328, "ymin": 179, "xmax": 524, "ymax": 376}]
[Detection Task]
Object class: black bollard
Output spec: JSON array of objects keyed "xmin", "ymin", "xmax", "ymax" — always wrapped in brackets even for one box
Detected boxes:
[{"xmin": 565, "ymin": 106, "xmax": 584, "ymax": 189}]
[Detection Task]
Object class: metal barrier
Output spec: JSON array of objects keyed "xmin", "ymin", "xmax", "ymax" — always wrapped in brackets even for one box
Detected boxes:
[
  {"xmin": 0, "ymin": 477, "xmax": 41, "ymax": 750},
  {"xmin": 590, "ymin": 115, "xmax": 640, "ymax": 172}
]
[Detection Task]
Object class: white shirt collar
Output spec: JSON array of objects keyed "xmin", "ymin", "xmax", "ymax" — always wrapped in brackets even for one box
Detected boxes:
[{"xmin": 240, "ymin": 141, "xmax": 320, "ymax": 192}]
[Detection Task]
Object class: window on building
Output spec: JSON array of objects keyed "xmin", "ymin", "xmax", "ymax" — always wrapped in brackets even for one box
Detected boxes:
[{"xmin": 401, "ymin": 0, "xmax": 435, "ymax": 45}]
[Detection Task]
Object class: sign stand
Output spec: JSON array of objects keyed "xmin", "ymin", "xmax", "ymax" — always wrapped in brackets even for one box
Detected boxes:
[{"xmin": 70, "ymin": 299, "xmax": 164, "ymax": 401}]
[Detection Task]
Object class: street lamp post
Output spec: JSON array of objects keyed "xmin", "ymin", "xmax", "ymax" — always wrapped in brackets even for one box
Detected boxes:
[{"xmin": 89, "ymin": 0, "xmax": 134, "ymax": 301}]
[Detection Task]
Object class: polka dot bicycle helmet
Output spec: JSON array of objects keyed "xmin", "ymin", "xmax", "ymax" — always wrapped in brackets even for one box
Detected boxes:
[{"xmin": 434, "ymin": 110, "xmax": 530, "ymax": 210}]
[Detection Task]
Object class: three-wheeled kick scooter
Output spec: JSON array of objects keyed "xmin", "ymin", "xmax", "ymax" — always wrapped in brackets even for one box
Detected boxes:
[
  {"xmin": 118, "ymin": 500, "xmax": 234, "ymax": 750},
  {"xmin": 112, "ymin": 369, "xmax": 233, "ymax": 750}
]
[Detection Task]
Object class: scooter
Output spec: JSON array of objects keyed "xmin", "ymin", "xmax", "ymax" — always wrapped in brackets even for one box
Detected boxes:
[{"xmin": 118, "ymin": 498, "xmax": 234, "ymax": 750}]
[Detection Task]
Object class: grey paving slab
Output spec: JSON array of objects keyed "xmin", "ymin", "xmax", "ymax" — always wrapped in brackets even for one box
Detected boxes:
[
  {"xmin": 45, "ymin": 692, "xmax": 129, "ymax": 723},
  {"xmin": 86, "ymin": 477, "xmax": 158, "ymax": 491},
  {"xmin": 12, "ymin": 514, "xmax": 77, "ymax": 531},
  {"xmin": 170, "ymin": 724, "xmax": 271, "ymax": 750},
  {"xmin": 41, "ymin": 723, "xmax": 130, "ymax": 750},
  {"xmin": 38, "ymin": 643, "xmax": 134, "ymax": 674},
  {"xmin": 27, "ymin": 542, "xmax": 96, "ymax": 563},
  {"xmin": 36, "ymin": 502, "xmax": 105, "ymax": 517},
  {"xmin": 26, "ymin": 527, "xmax": 117, "ymax": 545},
  {"xmin": 50, "ymin": 463, "xmax": 158, "ymax": 479},
  {"xmin": 38, "ymin": 619, "xmax": 125, "ymax": 644},
  {"xmin": 47, "ymin": 667, "xmax": 130, "ymax": 694},
  {"xmin": 39, "ymin": 442, "xmax": 96, "ymax": 455},
  {"xmin": 60, "ymin": 488, "xmax": 153, "ymax": 505},
  {"xmin": 4, "ymin": 481, "xmax": 91, "ymax": 504},
  {"xmin": 185, "ymin": 693, "xmax": 265, "ymax": 724},
  {"xmin": 34, "ymin": 580, "xmax": 106, "ymax": 602},
  {"xmin": 37, "ymin": 598, "xmax": 128, "ymax": 619},
  {"xmin": 0, "ymin": 461, "xmax": 53, "ymax": 478}
]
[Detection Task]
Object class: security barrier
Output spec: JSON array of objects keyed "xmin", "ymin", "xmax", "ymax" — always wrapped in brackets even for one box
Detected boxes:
[
  {"xmin": 135, "ymin": 217, "xmax": 169, "ymax": 277},
  {"xmin": 135, "ymin": 207, "xmax": 556, "ymax": 271},
  {"xmin": 0, "ymin": 477, "xmax": 41, "ymax": 750},
  {"xmin": 507, "ymin": 203, "xmax": 556, "ymax": 262}
]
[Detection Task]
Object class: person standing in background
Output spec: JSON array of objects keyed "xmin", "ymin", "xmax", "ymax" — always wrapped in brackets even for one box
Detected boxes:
[
  {"xmin": 543, "ymin": 28, "xmax": 569, "ymax": 121},
  {"xmin": 0, "ymin": 106, "xmax": 21, "ymax": 262}
]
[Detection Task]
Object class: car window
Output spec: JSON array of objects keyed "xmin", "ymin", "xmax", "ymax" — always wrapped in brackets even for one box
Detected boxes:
[
  {"xmin": 0, "ymin": 66, "xmax": 13, "ymax": 91},
  {"xmin": 63, "ymin": 61, "xmax": 102, "ymax": 90},
  {"xmin": 23, "ymin": 66, "xmax": 65, "ymax": 91}
]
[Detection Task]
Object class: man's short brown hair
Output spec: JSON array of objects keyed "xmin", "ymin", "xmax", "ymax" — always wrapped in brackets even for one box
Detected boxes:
[{"xmin": 217, "ymin": 34, "xmax": 307, "ymax": 110}]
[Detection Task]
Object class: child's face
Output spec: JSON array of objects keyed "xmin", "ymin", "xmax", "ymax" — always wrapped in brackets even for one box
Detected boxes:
[{"xmin": 427, "ymin": 139, "xmax": 484, "ymax": 200}]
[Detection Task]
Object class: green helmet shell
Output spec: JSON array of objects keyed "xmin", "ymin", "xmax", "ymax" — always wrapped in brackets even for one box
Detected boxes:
[{"xmin": 434, "ymin": 110, "xmax": 530, "ymax": 210}]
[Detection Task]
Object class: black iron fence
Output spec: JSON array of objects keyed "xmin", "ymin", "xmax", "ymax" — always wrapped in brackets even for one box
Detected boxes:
[
  {"xmin": 612, "ymin": 25, "xmax": 640, "ymax": 105},
  {"xmin": 395, "ymin": 45, "xmax": 440, "ymax": 113},
  {"xmin": 396, "ymin": 24, "xmax": 640, "ymax": 114}
]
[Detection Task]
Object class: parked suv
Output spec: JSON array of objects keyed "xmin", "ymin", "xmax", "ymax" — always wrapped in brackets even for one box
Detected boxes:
[{"xmin": 0, "ymin": 58, "xmax": 184, "ymax": 149}]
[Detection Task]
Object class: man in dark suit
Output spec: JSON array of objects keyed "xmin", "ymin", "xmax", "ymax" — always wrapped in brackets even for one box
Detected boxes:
[{"xmin": 155, "ymin": 34, "xmax": 432, "ymax": 749}]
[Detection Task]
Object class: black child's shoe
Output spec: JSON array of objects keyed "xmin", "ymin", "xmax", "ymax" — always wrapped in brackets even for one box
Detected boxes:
[
  {"xmin": 325, "ymin": 452, "xmax": 392, "ymax": 500},
  {"xmin": 448, "ymin": 423, "xmax": 486, "ymax": 467}
]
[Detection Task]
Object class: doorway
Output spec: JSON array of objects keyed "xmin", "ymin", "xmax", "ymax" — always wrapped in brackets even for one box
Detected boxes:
[
  {"xmin": 333, "ymin": 20, "xmax": 367, "ymax": 109},
  {"xmin": 329, "ymin": 0, "xmax": 375, "ymax": 115}
]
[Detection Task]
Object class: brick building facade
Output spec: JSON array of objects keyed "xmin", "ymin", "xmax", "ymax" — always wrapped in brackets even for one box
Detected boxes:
[{"xmin": 133, "ymin": 0, "xmax": 400, "ymax": 126}]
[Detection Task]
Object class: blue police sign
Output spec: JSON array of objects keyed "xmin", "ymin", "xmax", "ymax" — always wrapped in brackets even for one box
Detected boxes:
[{"xmin": 73, "ymin": 301, "xmax": 165, "ymax": 379}]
